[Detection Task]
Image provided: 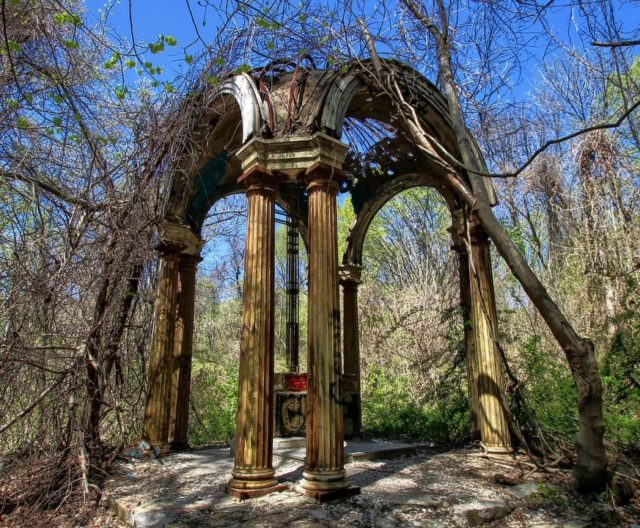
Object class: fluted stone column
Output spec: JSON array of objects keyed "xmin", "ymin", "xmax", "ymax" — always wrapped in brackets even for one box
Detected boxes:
[
  {"xmin": 143, "ymin": 248, "xmax": 181, "ymax": 448},
  {"xmin": 339, "ymin": 264, "xmax": 362, "ymax": 438},
  {"xmin": 170, "ymin": 254, "xmax": 201, "ymax": 450},
  {"xmin": 468, "ymin": 227, "xmax": 512, "ymax": 453},
  {"xmin": 301, "ymin": 167, "xmax": 358, "ymax": 501},
  {"xmin": 454, "ymin": 245, "xmax": 480, "ymax": 440},
  {"xmin": 226, "ymin": 169, "xmax": 285, "ymax": 499}
]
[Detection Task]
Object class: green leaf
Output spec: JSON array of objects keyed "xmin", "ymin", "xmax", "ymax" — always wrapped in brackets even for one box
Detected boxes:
[
  {"xmin": 52, "ymin": 94, "xmax": 64, "ymax": 104},
  {"xmin": 52, "ymin": 116, "xmax": 62, "ymax": 127},
  {"xmin": 53, "ymin": 11, "xmax": 82, "ymax": 27},
  {"xmin": 266, "ymin": 40, "xmax": 275, "ymax": 50},
  {"xmin": 7, "ymin": 41, "xmax": 21, "ymax": 52},
  {"xmin": 64, "ymin": 39, "xmax": 79, "ymax": 49},
  {"xmin": 163, "ymin": 83, "xmax": 175, "ymax": 93},
  {"xmin": 125, "ymin": 59, "xmax": 136, "ymax": 68},
  {"xmin": 235, "ymin": 63, "xmax": 251, "ymax": 74},
  {"xmin": 215, "ymin": 56, "xmax": 225, "ymax": 67},
  {"xmin": 149, "ymin": 41, "xmax": 164, "ymax": 54},
  {"xmin": 207, "ymin": 75, "xmax": 219, "ymax": 86},
  {"xmin": 5, "ymin": 98, "xmax": 18, "ymax": 109},
  {"xmin": 104, "ymin": 52, "xmax": 120, "ymax": 70},
  {"xmin": 16, "ymin": 116, "xmax": 30, "ymax": 129},
  {"xmin": 256, "ymin": 17, "xmax": 270, "ymax": 29},
  {"xmin": 184, "ymin": 54, "xmax": 193, "ymax": 65},
  {"xmin": 164, "ymin": 35, "xmax": 177, "ymax": 46},
  {"xmin": 114, "ymin": 85, "xmax": 128, "ymax": 100}
]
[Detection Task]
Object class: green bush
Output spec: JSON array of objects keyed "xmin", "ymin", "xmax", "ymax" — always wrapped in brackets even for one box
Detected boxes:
[
  {"xmin": 514, "ymin": 336, "xmax": 579, "ymax": 445},
  {"xmin": 601, "ymin": 310, "xmax": 640, "ymax": 451},
  {"xmin": 361, "ymin": 365, "xmax": 470, "ymax": 443},
  {"xmin": 188, "ymin": 359, "xmax": 238, "ymax": 445}
]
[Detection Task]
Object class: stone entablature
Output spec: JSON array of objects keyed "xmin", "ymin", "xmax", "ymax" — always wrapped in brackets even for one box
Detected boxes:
[{"xmin": 236, "ymin": 133, "xmax": 348, "ymax": 178}]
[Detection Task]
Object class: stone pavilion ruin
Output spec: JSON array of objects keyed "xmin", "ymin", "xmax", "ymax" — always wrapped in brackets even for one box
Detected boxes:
[{"xmin": 141, "ymin": 60, "xmax": 513, "ymax": 502}]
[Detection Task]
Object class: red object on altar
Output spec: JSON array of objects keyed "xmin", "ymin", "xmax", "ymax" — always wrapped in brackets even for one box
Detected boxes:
[{"xmin": 284, "ymin": 373, "xmax": 307, "ymax": 392}]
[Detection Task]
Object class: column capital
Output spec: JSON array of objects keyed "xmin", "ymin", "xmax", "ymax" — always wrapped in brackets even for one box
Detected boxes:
[
  {"xmin": 338, "ymin": 264, "xmax": 362, "ymax": 286},
  {"xmin": 238, "ymin": 165, "xmax": 285, "ymax": 195},
  {"xmin": 449, "ymin": 209, "xmax": 490, "ymax": 247},
  {"xmin": 178, "ymin": 253, "xmax": 203, "ymax": 270},
  {"xmin": 158, "ymin": 222, "xmax": 204, "ymax": 257}
]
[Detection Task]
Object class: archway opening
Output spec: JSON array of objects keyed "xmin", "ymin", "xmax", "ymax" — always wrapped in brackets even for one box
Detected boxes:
[
  {"xmin": 341, "ymin": 186, "xmax": 470, "ymax": 444},
  {"xmin": 187, "ymin": 193, "xmax": 310, "ymax": 446}
]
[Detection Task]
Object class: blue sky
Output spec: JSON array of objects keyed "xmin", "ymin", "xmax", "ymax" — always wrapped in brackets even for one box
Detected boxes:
[{"xmin": 83, "ymin": 0, "xmax": 640, "ymax": 98}]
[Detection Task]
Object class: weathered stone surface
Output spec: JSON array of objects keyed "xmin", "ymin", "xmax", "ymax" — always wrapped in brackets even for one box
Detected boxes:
[
  {"xmin": 561, "ymin": 520, "xmax": 591, "ymax": 528},
  {"xmin": 301, "ymin": 174, "xmax": 349, "ymax": 497},
  {"xmin": 275, "ymin": 391, "xmax": 307, "ymax": 437},
  {"xmin": 236, "ymin": 134, "xmax": 348, "ymax": 178},
  {"xmin": 452, "ymin": 499, "xmax": 514, "ymax": 526},
  {"xmin": 227, "ymin": 173, "xmax": 281, "ymax": 498},
  {"xmin": 506, "ymin": 482, "xmax": 541, "ymax": 499}
]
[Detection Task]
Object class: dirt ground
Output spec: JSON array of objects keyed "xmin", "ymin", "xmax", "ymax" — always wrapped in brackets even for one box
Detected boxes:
[
  {"xmin": 2, "ymin": 445, "xmax": 638, "ymax": 527},
  {"xmin": 99, "ymin": 445, "xmax": 639, "ymax": 528}
]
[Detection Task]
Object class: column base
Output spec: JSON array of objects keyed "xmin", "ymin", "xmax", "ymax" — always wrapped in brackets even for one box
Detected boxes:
[
  {"xmin": 297, "ymin": 482, "xmax": 361, "ymax": 502},
  {"xmin": 482, "ymin": 444, "xmax": 514, "ymax": 456},
  {"xmin": 300, "ymin": 470, "xmax": 359, "ymax": 502},
  {"xmin": 141, "ymin": 439, "xmax": 171, "ymax": 453},
  {"xmin": 225, "ymin": 482, "xmax": 288, "ymax": 500},
  {"xmin": 170, "ymin": 440, "xmax": 190, "ymax": 451},
  {"xmin": 226, "ymin": 468, "xmax": 285, "ymax": 500}
]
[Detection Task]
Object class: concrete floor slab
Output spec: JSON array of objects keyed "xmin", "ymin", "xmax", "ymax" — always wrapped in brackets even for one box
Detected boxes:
[{"xmin": 273, "ymin": 438, "xmax": 417, "ymax": 463}]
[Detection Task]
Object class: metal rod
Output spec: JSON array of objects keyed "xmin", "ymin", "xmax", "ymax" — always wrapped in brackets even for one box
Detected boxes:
[{"xmin": 285, "ymin": 198, "xmax": 300, "ymax": 373}]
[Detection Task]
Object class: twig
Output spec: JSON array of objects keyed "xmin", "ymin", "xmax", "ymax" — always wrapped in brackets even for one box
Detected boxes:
[{"xmin": 592, "ymin": 40, "xmax": 640, "ymax": 48}]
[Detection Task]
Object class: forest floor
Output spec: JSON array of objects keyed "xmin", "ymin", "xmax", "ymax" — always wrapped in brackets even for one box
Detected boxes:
[{"xmin": 2, "ymin": 443, "xmax": 638, "ymax": 527}]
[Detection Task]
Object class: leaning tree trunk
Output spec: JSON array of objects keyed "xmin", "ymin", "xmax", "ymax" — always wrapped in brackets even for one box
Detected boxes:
[
  {"xmin": 433, "ymin": 35, "xmax": 607, "ymax": 492},
  {"xmin": 471, "ymin": 197, "xmax": 606, "ymax": 491},
  {"xmin": 395, "ymin": 0, "xmax": 607, "ymax": 491}
]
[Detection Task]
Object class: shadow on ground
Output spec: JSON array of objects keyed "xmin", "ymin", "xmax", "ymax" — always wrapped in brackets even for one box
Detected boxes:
[{"xmin": 103, "ymin": 444, "xmax": 637, "ymax": 528}]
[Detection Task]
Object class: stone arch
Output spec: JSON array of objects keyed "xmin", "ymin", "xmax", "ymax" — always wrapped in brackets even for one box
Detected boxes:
[
  {"xmin": 342, "ymin": 173, "xmax": 457, "ymax": 267},
  {"xmin": 166, "ymin": 74, "xmax": 266, "ymax": 229},
  {"xmin": 209, "ymin": 73, "xmax": 266, "ymax": 143},
  {"xmin": 316, "ymin": 61, "xmax": 496, "ymax": 204},
  {"xmin": 317, "ymin": 62, "xmax": 456, "ymax": 152},
  {"xmin": 318, "ymin": 71, "xmax": 363, "ymax": 138}
]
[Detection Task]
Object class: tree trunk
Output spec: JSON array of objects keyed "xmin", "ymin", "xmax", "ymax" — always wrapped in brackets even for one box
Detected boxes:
[{"xmin": 83, "ymin": 273, "xmax": 110, "ymax": 453}]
